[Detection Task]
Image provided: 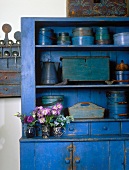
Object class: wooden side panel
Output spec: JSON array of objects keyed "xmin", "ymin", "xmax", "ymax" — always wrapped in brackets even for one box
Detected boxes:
[
  {"xmin": 21, "ymin": 18, "xmax": 36, "ymax": 114},
  {"xmin": 73, "ymin": 141, "xmax": 109, "ymax": 170},
  {"xmin": 35, "ymin": 142, "xmax": 72, "ymax": 170},
  {"xmin": 20, "ymin": 142, "xmax": 35, "ymax": 170}
]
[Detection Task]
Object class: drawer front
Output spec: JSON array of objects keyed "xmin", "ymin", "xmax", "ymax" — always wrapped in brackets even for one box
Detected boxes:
[
  {"xmin": 0, "ymin": 85, "xmax": 21, "ymax": 97},
  {"xmin": 64, "ymin": 122, "xmax": 89, "ymax": 135},
  {"xmin": 0, "ymin": 72, "xmax": 21, "ymax": 84},
  {"xmin": 91, "ymin": 122, "xmax": 120, "ymax": 135},
  {"xmin": 121, "ymin": 122, "xmax": 129, "ymax": 134}
]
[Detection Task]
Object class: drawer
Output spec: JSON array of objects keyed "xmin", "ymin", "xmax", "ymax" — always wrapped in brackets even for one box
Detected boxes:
[
  {"xmin": 0, "ymin": 85, "xmax": 21, "ymax": 97},
  {"xmin": 64, "ymin": 122, "xmax": 89, "ymax": 135},
  {"xmin": 121, "ymin": 122, "xmax": 129, "ymax": 134},
  {"xmin": 0, "ymin": 72, "xmax": 21, "ymax": 84},
  {"xmin": 91, "ymin": 122, "xmax": 120, "ymax": 135}
]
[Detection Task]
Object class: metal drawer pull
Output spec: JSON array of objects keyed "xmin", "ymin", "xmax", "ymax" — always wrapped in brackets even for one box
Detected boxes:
[
  {"xmin": 103, "ymin": 126, "xmax": 108, "ymax": 130},
  {"xmin": 69, "ymin": 127, "xmax": 74, "ymax": 131},
  {"xmin": 65, "ymin": 158, "xmax": 70, "ymax": 164},
  {"xmin": 75, "ymin": 157, "xmax": 80, "ymax": 163}
]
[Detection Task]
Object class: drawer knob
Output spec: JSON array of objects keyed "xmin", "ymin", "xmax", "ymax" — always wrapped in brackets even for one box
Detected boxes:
[
  {"xmin": 75, "ymin": 157, "xmax": 80, "ymax": 164},
  {"xmin": 65, "ymin": 158, "xmax": 70, "ymax": 164},
  {"xmin": 69, "ymin": 127, "xmax": 74, "ymax": 131},
  {"xmin": 103, "ymin": 126, "xmax": 108, "ymax": 130}
]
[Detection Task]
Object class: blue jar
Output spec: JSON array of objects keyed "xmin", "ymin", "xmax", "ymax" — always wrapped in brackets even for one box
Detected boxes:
[{"xmin": 38, "ymin": 28, "xmax": 54, "ymax": 45}]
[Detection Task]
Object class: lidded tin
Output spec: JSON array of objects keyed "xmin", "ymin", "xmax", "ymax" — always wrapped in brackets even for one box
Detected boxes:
[
  {"xmin": 113, "ymin": 32, "xmax": 129, "ymax": 45},
  {"xmin": 106, "ymin": 91, "xmax": 129, "ymax": 119},
  {"xmin": 95, "ymin": 27, "xmax": 111, "ymax": 45},
  {"xmin": 57, "ymin": 32, "xmax": 71, "ymax": 45},
  {"xmin": 42, "ymin": 95, "xmax": 64, "ymax": 108},
  {"xmin": 72, "ymin": 27, "xmax": 94, "ymax": 45},
  {"xmin": 38, "ymin": 28, "xmax": 54, "ymax": 45},
  {"xmin": 72, "ymin": 27, "xmax": 93, "ymax": 37},
  {"xmin": 115, "ymin": 71, "xmax": 129, "ymax": 84}
]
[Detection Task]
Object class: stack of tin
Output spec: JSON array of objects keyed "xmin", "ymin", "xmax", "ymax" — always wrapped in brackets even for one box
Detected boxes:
[
  {"xmin": 95, "ymin": 27, "xmax": 111, "ymax": 45},
  {"xmin": 38, "ymin": 28, "xmax": 54, "ymax": 45},
  {"xmin": 72, "ymin": 27, "xmax": 94, "ymax": 45},
  {"xmin": 57, "ymin": 32, "xmax": 71, "ymax": 45}
]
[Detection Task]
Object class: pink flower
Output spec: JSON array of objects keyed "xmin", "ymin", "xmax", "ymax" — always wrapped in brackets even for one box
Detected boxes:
[
  {"xmin": 41, "ymin": 108, "xmax": 51, "ymax": 116},
  {"xmin": 39, "ymin": 117, "xmax": 46, "ymax": 124},
  {"xmin": 51, "ymin": 109, "xmax": 57, "ymax": 115},
  {"xmin": 56, "ymin": 103, "xmax": 63, "ymax": 110}
]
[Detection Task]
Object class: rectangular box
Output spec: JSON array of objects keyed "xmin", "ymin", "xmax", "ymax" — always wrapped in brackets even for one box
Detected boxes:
[
  {"xmin": 67, "ymin": 0, "xmax": 128, "ymax": 17},
  {"xmin": 61, "ymin": 56, "xmax": 110, "ymax": 81},
  {"xmin": 68, "ymin": 102, "xmax": 105, "ymax": 119}
]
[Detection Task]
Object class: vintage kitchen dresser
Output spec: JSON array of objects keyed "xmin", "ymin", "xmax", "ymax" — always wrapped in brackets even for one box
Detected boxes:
[{"xmin": 20, "ymin": 17, "xmax": 129, "ymax": 170}]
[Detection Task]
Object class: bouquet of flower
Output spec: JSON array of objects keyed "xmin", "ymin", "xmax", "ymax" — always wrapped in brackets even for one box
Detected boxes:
[
  {"xmin": 52, "ymin": 115, "xmax": 74, "ymax": 128},
  {"xmin": 33, "ymin": 103, "xmax": 63, "ymax": 127},
  {"xmin": 14, "ymin": 112, "xmax": 37, "ymax": 127}
]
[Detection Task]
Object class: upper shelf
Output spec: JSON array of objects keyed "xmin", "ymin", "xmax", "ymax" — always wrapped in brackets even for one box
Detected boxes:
[
  {"xmin": 36, "ymin": 84, "xmax": 129, "ymax": 88},
  {"xmin": 35, "ymin": 45, "xmax": 129, "ymax": 51},
  {"xmin": 31, "ymin": 17, "xmax": 129, "ymax": 27}
]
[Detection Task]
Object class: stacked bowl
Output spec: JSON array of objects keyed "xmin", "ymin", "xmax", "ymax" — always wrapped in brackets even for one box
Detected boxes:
[
  {"xmin": 72, "ymin": 27, "xmax": 94, "ymax": 45},
  {"xmin": 95, "ymin": 27, "xmax": 111, "ymax": 45}
]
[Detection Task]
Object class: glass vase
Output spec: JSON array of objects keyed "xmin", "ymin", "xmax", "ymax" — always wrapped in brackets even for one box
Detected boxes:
[
  {"xmin": 26, "ymin": 126, "xmax": 36, "ymax": 138},
  {"xmin": 42, "ymin": 125, "xmax": 50, "ymax": 138},
  {"xmin": 52, "ymin": 127, "xmax": 64, "ymax": 137}
]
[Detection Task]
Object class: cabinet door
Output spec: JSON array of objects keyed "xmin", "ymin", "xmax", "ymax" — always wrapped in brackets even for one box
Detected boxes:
[
  {"xmin": 73, "ymin": 141, "xmax": 125, "ymax": 170},
  {"xmin": 35, "ymin": 142, "xmax": 72, "ymax": 170}
]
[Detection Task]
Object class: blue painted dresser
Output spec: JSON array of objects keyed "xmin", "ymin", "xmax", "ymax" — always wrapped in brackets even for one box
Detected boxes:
[{"xmin": 20, "ymin": 17, "xmax": 129, "ymax": 170}]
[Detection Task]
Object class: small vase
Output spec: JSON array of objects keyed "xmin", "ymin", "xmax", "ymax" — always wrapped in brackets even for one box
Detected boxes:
[
  {"xmin": 42, "ymin": 125, "xmax": 50, "ymax": 138},
  {"xmin": 52, "ymin": 127, "xmax": 64, "ymax": 137},
  {"xmin": 26, "ymin": 126, "xmax": 36, "ymax": 138}
]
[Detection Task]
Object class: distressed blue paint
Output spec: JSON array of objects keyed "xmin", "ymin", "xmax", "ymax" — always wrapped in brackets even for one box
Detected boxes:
[
  {"xmin": 109, "ymin": 141, "xmax": 124, "ymax": 170},
  {"xmin": 91, "ymin": 122, "xmax": 120, "ymax": 135},
  {"xmin": 73, "ymin": 141, "xmax": 109, "ymax": 170},
  {"xmin": 21, "ymin": 17, "xmax": 129, "ymax": 170},
  {"xmin": 20, "ymin": 143, "xmax": 35, "ymax": 170},
  {"xmin": 35, "ymin": 142, "xmax": 72, "ymax": 170}
]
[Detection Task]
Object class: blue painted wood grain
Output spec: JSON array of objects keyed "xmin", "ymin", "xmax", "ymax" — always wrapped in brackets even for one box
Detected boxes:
[{"xmin": 35, "ymin": 142, "xmax": 72, "ymax": 170}]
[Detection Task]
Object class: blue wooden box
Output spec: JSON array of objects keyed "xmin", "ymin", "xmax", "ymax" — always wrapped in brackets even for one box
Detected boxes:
[{"xmin": 61, "ymin": 56, "xmax": 110, "ymax": 81}]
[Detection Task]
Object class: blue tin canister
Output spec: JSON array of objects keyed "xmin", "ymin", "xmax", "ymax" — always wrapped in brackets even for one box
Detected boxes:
[
  {"xmin": 95, "ymin": 27, "xmax": 111, "ymax": 45},
  {"xmin": 113, "ymin": 32, "xmax": 129, "ymax": 45},
  {"xmin": 96, "ymin": 27, "xmax": 109, "ymax": 34},
  {"xmin": 106, "ymin": 91, "xmax": 129, "ymax": 119},
  {"xmin": 72, "ymin": 27, "xmax": 93, "ymax": 37},
  {"xmin": 42, "ymin": 95, "xmax": 64, "ymax": 108},
  {"xmin": 115, "ymin": 71, "xmax": 129, "ymax": 84},
  {"xmin": 38, "ymin": 28, "xmax": 54, "ymax": 45},
  {"xmin": 57, "ymin": 32, "xmax": 71, "ymax": 45},
  {"xmin": 72, "ymin": 36, "xmax": 94, "ymax": 45}
]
